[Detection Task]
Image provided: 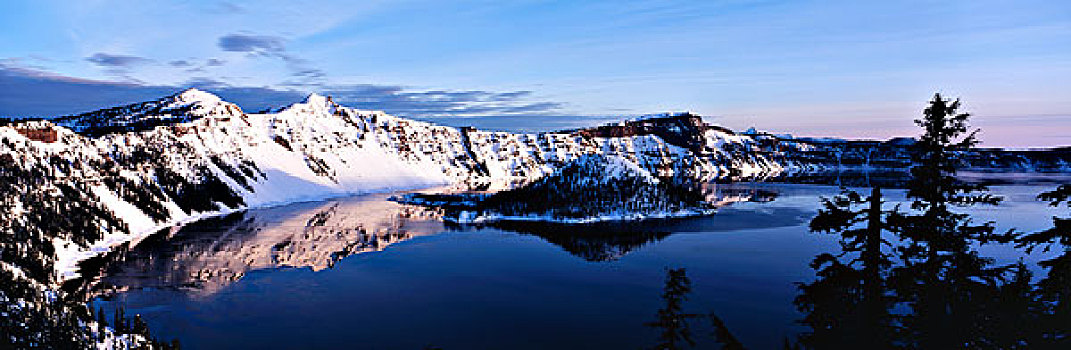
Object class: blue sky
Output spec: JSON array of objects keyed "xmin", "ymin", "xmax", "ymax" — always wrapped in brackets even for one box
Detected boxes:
[{"xmin": 1, "ymin": 0, "xmax": 1069, "ymax": 147}]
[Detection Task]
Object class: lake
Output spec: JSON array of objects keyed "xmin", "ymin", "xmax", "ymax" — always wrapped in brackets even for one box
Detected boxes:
[{"xmin": 88, "ymin": 180, "xmax": 1068, "ymax": 349}]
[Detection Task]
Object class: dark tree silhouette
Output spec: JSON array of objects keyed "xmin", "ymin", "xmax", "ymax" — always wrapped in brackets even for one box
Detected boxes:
[
  {"xmin": 889, "ymin": 93, "xmax": 1008, "ymax": 250},
  {"xmin": 647, "ymin": 268, "xmax": 743, "ymax": 350},
  {"xmin": 648, "ymin": 268, "xmax": 701, "ymax": 349},
  {"xmin": 796, "ymin": 187, "xmax": 896, "ymax": 349},
  {"xmin": 795, "ymin": 93, "xmax": 1045, "ymax": 349},
  {"xmin": 882, "ymin": 94, "xmax": 1027, "ymax": 348},
  {"xmin": 1018, "ymin": 184, "xmax": 1071, "ymax": 346}
]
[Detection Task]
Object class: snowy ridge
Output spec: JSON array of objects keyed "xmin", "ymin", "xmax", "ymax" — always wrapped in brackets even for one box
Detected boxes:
[
  {"xmin": 447, "ymin": 208, "xmax": 717, "ymax": 225},
  {"xmin": 399, "ymin": 154, "xmax": 719, "ymax": 224},
  {"xmin": 5, "ymin": 90, "xmax": 1067, "ymax": 348},
  {"xmin": 9, "ymin": 90, "xmax": 1066, "ymax": 283},
  {"xmin": 51, "ymin": 88, "xmax": 242, "ymax": 136},
  {"xmin": 1, "ymin": 89, "xmax": 803, "ymax": 283}
]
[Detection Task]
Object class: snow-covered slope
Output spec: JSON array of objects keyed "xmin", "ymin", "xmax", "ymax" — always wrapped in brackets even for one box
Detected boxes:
[
  {"xmin": 397, "ymin": 154, "xmax": 719, "ymax": 224},
  {"xmin": 5, "ymin": 89, "xmax": 1067, "ymax": 347},
  {"xmin": 51, "ymin": 88, "xmax": 244, "ymax": 136},
  {"xmin": 4, "ymin": 89, "xmax": 1068, "ymax": 284},
  {"xmin": 2, "ymin": 89, "xmax": 795, "ymax": 282}
]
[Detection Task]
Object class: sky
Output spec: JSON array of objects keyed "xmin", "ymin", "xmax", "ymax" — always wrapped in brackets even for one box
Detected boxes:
[{"xmin": 1, "ymin": 0, "xmax": 1069, "ymax": 147}]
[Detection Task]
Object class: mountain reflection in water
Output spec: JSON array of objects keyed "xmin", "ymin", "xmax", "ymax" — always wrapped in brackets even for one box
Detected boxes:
[
  {"xmin": 83, "ymin": 185, "xmax": 783, "ymax": 299},
  {"xmin": 82, "ymin": 182, "xmax": 1070, "ymax": 349},
  {"xmin": 78, "ymin": 95, "xmax": 1071, "ymax": 349},
  {"xmin": 89, "ymin": 195, "xmax": 445, "ymax": 297},
  {"xmin": 87, "ymin": 184, "xmax": 781, "ymax": 298}
]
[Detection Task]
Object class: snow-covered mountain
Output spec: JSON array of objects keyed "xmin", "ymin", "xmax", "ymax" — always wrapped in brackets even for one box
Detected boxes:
[
  {"xmin": 2, "ymin": 88, "xmax": 1068, "ymax": 347},
  {"xmin": 2, "ymin": 89, "xmax": 1068, "ymax": 283},
  {"xmin": 396, "ymin": 154, "xmax": 718, "ymax": 223},
  {"xmin": 51, "ymin": 88, "xmax": 244, "ymax": 136},
  {"xmin": 743, "ymin": 128, "xmax": 1071, "ymax": 172},
  {"xmin": 0, "ymin": 89, "xmax": 800, "ymax": 281}
]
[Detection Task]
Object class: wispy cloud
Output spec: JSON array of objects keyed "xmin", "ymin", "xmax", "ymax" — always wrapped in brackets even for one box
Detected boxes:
[
  {"xmin": 498, "ymin": 102, "xmax": 564, "ymax": 114},
  {"xmin": 168, "ymin": 60, "xmax": 193, "ymax": 67},
  {"xmin": 0, "ymin": 61, "xmax": 173, "ymax": 117},
  {"xmin": 218, "ymin": 32, "xmax": 324, "ymax": 86},
  {"xmin": 169, "ymin": 58, "xmax": 226, "ymax": 73},
  {"xmin": 214, "ymin": 1, "xmax": 245, "ymax": 13},
  {"xmin": 85, "ymin": 53, "xmax": 153, "ymax": 67},
  {"xmin": 84, "ymin": 53, "xmax": 155, "ymax": 79},
  {"xmin": 218, "ymin": 34, "xmax": 287, "ymax": 57},
  {"xmin": 0, "ymin": 62, "xmax": 565, "ymax": 119},
  {"xmin": 320, "ymin": 84, "xmax": 564, "ymax": 116}
]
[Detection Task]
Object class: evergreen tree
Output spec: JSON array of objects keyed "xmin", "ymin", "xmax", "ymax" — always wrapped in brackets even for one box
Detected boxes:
[
  {"xmin": 795, "ymin": 93, "xmax": 1039, "ymax": 348},
  {"xmin": 96, "ymin": 306, "xmax": 108, "ymax": 328},
  {"xmin": 891, "ymin": 93, "xmax": 1007, "ymax": 249},
  {"xmin": 114, "ymin": 307, "xmax": 126, "ymax": 333},
  {"xmin": 647, "ymin": 268, "xmax": 700, "ymax": 349},
  {"xmin": 796, "ymin": 187, "xmax": 895, "ymax": 349},
  {"xmin": 133, "ymin": 314, "xmax": 150, "ymax": 337},
  {"xmin": 96, "ymin": 305, "xmax": 109, "ymax": 338},
  {"xmin": 646, "ymin": 268, "xmax": 743, "ymax": 349},
  {"xmin": 883, "ymin": 94, "xmax": 1021, "ymax": 348},
  {"xmin": 1018, "ymin": 184, "xmax": 1071, "ymax": 346}
]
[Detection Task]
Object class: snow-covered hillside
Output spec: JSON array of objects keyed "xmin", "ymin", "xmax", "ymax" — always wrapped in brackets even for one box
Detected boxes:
[
  {"xmin": 1, "ymin": 89, "xmax": 794, "ymax": 282},
  {"xmin": 2, "ymin": 88, "xmax": 1069, "ymax": 347},
  {"xmin": 396, "ymin": 154, "xmax": 719, "ymax": 223},
  {"xmin": 51, "ymin": 89, "xmax": 244, "ymax": 136},
  {"xmin": 4, "ymin": 89, "xmax": 1070, "ymax": 285}
]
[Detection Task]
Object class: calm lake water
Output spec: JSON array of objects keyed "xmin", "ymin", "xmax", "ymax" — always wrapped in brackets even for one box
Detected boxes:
[{"xmin": 89, "ymin": 181, "xmax": 1067, "ymax": 349}]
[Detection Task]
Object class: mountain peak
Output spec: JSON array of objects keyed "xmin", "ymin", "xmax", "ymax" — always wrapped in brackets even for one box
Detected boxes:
[
  {"xmin": 283, "ymin": 93, "xmax": 338, "ymax": 115},
  {"xmin": 174, "ymin": 88, "xmax": 223, "ymax": 105},
  {"xmin": 304, "ymin": 93, "xmax": 334, "ymax": 106},
  {"xmin": 50, "ymin": 88, "xmax": 241, "ymax": 136}
]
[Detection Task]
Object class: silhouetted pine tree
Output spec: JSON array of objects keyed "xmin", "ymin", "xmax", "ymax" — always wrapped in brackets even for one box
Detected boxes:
[
  {"xmin": 795, "ymin": 93, "xmax": 1041, "ymax": 349},
  {"xmin": 706, "ymin": 313, "xmax": 744, "ymax": 350},
  {"xmin": 1018, "ymin": 185, "xmax": 1071, "ymax": 346},
  {"xmin": 132, "ymin": 314, "xmax": 150, "ymax": 337},
  {"xmin": 796, "ymin": 187, "xmax": 895, "ymax": 349},
  {"xmin": 114, "ymin": 307, "xmax": 126, "ymax": 333},
  {"xmin": 646, "ymin": 268, "xmax": 744, "ymax": 350},
  {"xmin": 96, "ymin": 306, "xmax": 108, "ymax": 326},
  {"xmin": 96, "ymin": 305, "xmax": 109, "ymax": 336},
  {"xmin": 890, "ymin": 93, "xmax": 1006, "ymax": 248},
  {"xmin": 647, "ymin": 268, "xmax": 700, "ymax": 349},
  {"xmin": 883, "ymin": 93, "xmax": 1024, "ymax": 348}
]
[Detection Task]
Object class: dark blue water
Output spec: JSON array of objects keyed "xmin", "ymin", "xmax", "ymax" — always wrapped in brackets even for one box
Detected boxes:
[{"xmin": 89, "ymin": 184, "xmax": 1064, "ymax": 349}]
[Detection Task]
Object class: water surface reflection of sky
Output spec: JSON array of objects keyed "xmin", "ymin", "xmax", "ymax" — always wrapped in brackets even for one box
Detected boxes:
[{"xmin": 91, "ymin": 184, "xmax": 1063, "ymax": 349}]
